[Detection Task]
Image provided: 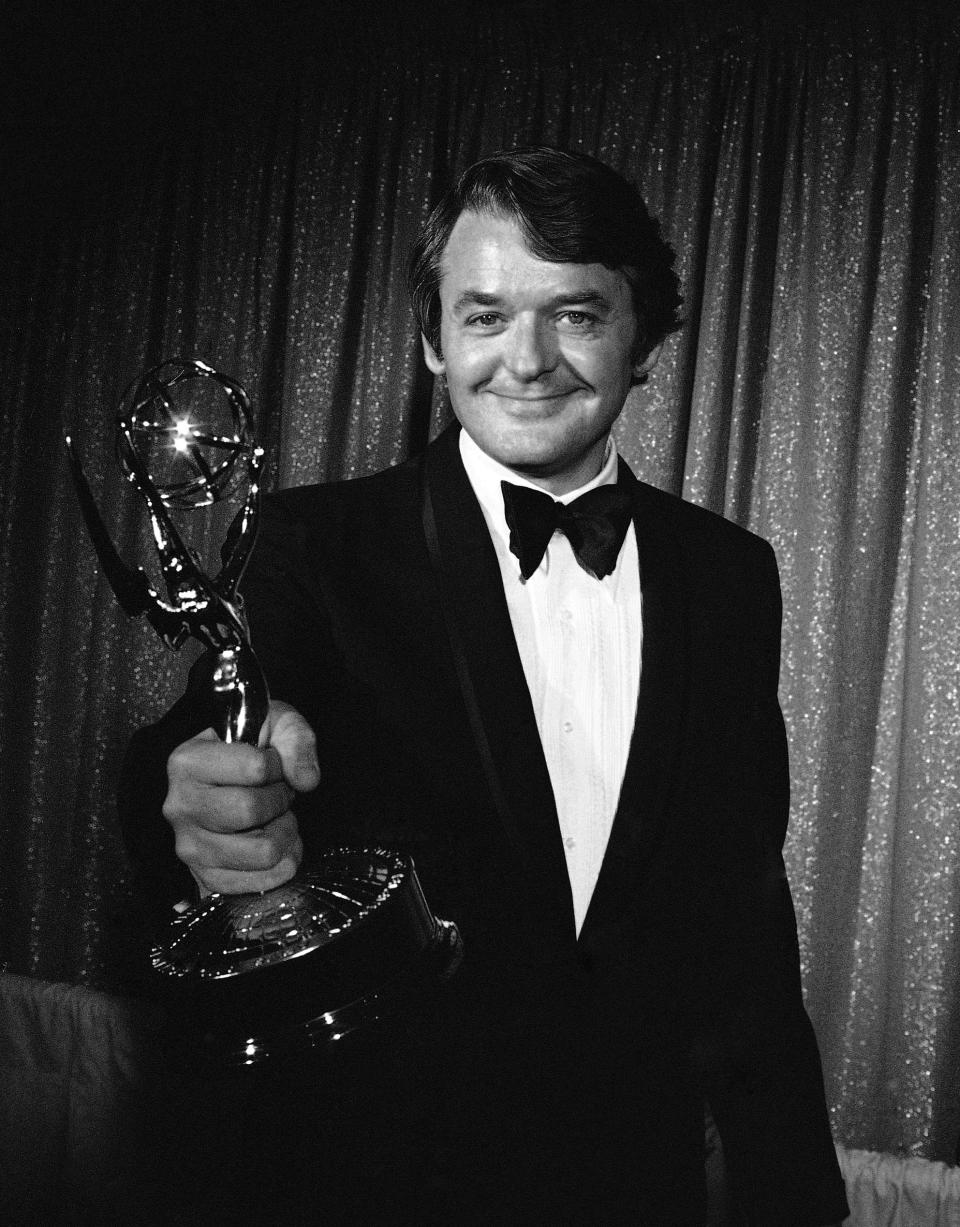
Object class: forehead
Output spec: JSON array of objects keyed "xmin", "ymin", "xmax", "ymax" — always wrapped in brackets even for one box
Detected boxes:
[{"xmin": 438, "ymin": 209, "xmax": 633, "ymax": 306}]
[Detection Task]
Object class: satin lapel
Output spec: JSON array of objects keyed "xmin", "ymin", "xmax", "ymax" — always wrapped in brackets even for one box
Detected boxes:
[
  {"xmin": 422, "ymin": 426, "xmax": 577, "ymax": 947},
  {"xmin": 580, "ymin": 466, "xmax": 688, "ymax": 939}
]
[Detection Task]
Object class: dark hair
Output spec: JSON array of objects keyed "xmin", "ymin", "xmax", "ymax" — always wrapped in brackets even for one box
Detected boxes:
[{"xmin": 408, "ymin": 146, "xmax": 683, "ymax": 363}]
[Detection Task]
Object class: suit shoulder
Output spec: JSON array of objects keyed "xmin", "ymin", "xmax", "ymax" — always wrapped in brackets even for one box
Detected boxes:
[
  {"xmin": 634, "ymin": 478, "xmax": 777, "ymax": 569},
  {"xmin": 263, "ymin": 449, "xmax": 423, "ymax": 521}
]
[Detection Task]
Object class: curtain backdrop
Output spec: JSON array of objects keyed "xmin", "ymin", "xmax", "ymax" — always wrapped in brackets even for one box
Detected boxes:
[{"xmin": 1, "ymin": 0, "xmax": 958, "ymax": 1164}]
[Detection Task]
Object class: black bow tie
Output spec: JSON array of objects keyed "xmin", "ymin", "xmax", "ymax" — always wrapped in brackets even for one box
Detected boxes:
[{"xmin": 501, "ymin": 479, "xmax": 633, "ymax": 581}]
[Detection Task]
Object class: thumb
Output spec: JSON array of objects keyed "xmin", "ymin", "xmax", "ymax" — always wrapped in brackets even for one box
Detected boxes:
[{"xmin": 265, "ymin": 700, "xmax": 321, "ymax": 792}]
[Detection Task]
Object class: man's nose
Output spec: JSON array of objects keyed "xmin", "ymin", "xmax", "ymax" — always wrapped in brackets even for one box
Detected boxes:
[{"xmin": 504, "ymin": 317, "xmax": 557, "ymax": 380}]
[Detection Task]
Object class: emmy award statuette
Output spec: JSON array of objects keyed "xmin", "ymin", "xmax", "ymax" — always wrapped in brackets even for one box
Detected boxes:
[{"xmin": 66, "ymin": 358, "xmax": 461, "ymax": 1066}]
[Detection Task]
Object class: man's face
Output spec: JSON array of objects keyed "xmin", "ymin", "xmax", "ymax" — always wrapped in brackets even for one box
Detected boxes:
[{"xmin": 422, "ymin": 209, "xmax": 648, "ymax": 495}]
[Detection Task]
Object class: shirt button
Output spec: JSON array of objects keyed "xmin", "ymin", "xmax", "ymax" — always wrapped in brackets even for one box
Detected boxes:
[
  {"xmin": 560, "ymin": 608, "xmax": 573, "ymax": 622},
  {"xmin": 564, "ymin": 836, "xmax": 576, "ymax": 850},
  {"xmin": 562, "ymin": 720, "xmax": 573, "ymax": 733}
]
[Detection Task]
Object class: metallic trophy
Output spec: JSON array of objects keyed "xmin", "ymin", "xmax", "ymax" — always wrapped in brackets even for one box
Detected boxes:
[{"xmin": 66, "ymin": 358, "xmax": 461, "ymax": 1066}]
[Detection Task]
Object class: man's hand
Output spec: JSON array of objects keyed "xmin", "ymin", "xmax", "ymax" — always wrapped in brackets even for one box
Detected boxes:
[{"xmin": 163, "ymin": 700, "xmax": 320, "ymax": 897}]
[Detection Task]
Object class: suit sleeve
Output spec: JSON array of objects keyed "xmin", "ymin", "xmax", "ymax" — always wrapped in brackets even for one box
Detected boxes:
[
  {"xmin": 117, "ymin": 658, "xmax": 217, "ymax": 942},
  {"xmin": 690, "ymin": 541, "xmax": 849, "ymax": 1226},
  {"xmin": 116, "ymin": 494, "xmax": 329, "ymax": 939}
]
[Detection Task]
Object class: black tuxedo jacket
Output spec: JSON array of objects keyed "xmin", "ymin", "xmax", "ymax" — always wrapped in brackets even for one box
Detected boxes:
[{"xmin": 121, "ymin": 424, "xmax": 848, "ymax": 1225}]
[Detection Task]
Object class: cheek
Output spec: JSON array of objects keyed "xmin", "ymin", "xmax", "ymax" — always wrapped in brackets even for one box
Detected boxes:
[
  {"xmin": 446, "ymin": 347, "xmax": 496, "ymax": 388},
  {"xmin": 584, "ymin": 343, "xmax": 634, "ymax": 396}
]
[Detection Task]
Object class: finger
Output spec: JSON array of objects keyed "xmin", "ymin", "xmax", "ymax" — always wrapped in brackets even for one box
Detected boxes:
[
  {"xmin": 177, "ymin": 813, "xmax": 302, "ymax": 879},
  {"xmin": 168, "ymin": 733, "xmax": 285, "ymax": 789},
  {"xmin": 191, "ymin": 838, "xmax": 304, "ymax": 897},
  {"xmin": 267, "ymin": 701, "xmax": 321, "ymax": 792},
  {"xmin": 164, "ymin": 778, "xmax": 295, "ymax": 834},
  {"xmin": 193, "ymin": 857, "xmax": 301, "ymax": 897}
]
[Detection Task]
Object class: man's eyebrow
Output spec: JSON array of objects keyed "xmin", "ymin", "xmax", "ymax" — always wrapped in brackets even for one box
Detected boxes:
[
  {"xmin": 551, "ymin": 291, "xmax": 614, "ymax": 310},
  {"xmin": 452, "ymin": 290, "xmax": 503, "ymax": 312},
  {"xmin": 451, "ymin": 289, "xmax": 615, "ymax": 312}
]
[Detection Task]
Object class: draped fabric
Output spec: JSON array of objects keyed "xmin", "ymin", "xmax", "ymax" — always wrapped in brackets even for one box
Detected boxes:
[
  {"xmin": 837, "ymin": 1146, "xmax": 960, "ymax": 1227},
  {"xmin": 1, "ymin": 1, "xmax": 958, "ymax": 1163}
]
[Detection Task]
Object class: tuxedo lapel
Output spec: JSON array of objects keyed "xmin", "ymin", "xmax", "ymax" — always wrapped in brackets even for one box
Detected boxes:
[
  {"xmin": 580, "ymin": 466, "xmax": 688, "ymax": 939},
  {"xmin": 421, "ymin": 426, "xmax": 577, "ymax": 947}
]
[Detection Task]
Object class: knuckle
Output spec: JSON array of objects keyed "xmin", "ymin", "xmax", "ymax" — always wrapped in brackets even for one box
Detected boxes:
[
  {"xmin": 287, "ymin": 833, "xmax": 304, "ymax": 870},
  {"xmin": 166, "ymin": 744, "xmax": 189, "ymax": 778},
  {"xmin": 244, "ymin": 832, "xmax": 279, "ymax": 871},
  {"xmin": 162, "ymin": 786, "xmax": 193, "ymax": 826},
  {"xmin": 199, "ymin": 869, "xmax": 232, "ymax": 895},
  {"xmin": 233, "ymin": 787, "xmax": 267, "ymax": 829},
  {"xmin": 242, "ymin": 753, "xmax": 269, "ymax": 787},
  {"xmin": 274, "ymin": 807, "xmax": 298, "ymax": 836},
  {"xmin": 172, "ymin": 829, "xmax": 201, "ymax": 865},
  {"xmin": 264, "ymin": 856, "xmax": 298, "ymax": 890},
  {"xmin": 244, "ymin": 749, "xmax": 282, "ymax": 788}
]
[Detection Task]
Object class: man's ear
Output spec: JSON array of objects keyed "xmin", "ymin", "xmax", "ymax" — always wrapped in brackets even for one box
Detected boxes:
[
  {"xmin": 632, "ymin": 341, "xmax": 663, "ymax": 384},
  {"xmin": 421, "ymin": 333, "xmax": 445, "ymax": 375}
]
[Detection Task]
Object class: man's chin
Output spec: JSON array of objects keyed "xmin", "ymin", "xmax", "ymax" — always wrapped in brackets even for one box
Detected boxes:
[
  {"xmin": 496, "ymin": 446, "xmax": 602, "ymax": 493},
  {"xmin": 488, "ymin": 440, "xmax": 567, "ymax": 476}
]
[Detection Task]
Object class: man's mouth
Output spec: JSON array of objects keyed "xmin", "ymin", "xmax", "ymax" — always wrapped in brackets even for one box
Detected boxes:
[{"xmin": 484, "ymin": 389, "xmax": 578, "ymax": 403}]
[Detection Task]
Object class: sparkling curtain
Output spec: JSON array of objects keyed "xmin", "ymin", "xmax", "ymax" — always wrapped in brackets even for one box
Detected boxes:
[{"xmin": 1, "ymin": 2, "xmax": 958, "ymax": 1162}]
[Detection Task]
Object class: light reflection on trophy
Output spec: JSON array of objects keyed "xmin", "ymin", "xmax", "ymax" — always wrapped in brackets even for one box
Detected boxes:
[{"xmin": 66, "ymin": 359, "xmax": 461, "ymax": 1066}]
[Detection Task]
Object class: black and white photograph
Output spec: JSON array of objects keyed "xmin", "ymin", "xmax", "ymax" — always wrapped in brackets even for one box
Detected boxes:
[{"xmin": 0, "ymin": 2, "xmax": 957, "ymax": 1223}]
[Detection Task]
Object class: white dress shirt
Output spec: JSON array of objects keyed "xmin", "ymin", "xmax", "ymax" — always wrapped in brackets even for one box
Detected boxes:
[{"xmin": 459, "ymin": 430, "xmax": 643, "ymax": 934}]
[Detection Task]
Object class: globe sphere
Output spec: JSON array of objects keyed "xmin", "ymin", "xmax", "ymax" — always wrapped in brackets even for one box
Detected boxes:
[{"xmin": 116, "ymin": 358, "xmax": 256, "ymax": 510}]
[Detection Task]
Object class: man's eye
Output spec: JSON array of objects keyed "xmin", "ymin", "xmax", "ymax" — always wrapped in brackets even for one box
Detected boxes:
[
  {"xmin": 561, "ymin": 311, "xmax": 596, "ymax": 327},
  {"xmin": 467, "ymin": 313, "xmax": 501, "ymax": 327}
]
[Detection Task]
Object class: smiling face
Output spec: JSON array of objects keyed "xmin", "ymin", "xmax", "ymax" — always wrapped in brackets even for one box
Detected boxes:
[{"xmin": 422, "ymin": 210, "xmax": 651, "ymax": 495}]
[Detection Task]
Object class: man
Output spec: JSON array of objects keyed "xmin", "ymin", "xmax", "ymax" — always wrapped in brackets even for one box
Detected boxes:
[{"xmin": 121, "ymin": 148, "xmax": 849, "ymax": 1225}]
